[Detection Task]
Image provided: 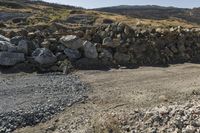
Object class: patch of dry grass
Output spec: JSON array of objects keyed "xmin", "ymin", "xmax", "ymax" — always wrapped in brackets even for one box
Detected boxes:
[{"xmin": 93, "ymin": 10, "xmax": 199, "ymax": 28}]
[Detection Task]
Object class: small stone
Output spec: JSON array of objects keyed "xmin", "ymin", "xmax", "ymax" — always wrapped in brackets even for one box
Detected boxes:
[
  {"xmin": 158, "ymin": 106, "xmax": 169, "ymax": 115},
  {"xmin": 192, "ymin": 118, "xmax": 200, "ymax": 127},
  {"xmin": 158, "ymin": 95, "xmax": 168, "ymax": 102},
  {"xmin": 102, "ymin": 37, "xmax": 120, "ymax": 48},
  {"xmin": 41, "ymin": 40, "xmax": 50, "ymax": 49},
  {"xmin": 50, "ymin": 65, "xmax": 59, "ymax": 72},
  {"xmin": 182, "ymin": 125, "xmax": 195, "ymax": 133}
]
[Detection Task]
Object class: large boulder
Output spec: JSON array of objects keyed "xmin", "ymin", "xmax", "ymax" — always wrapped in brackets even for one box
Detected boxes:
[
  {"xmin": 60, "ymin": 35, "xmax": 83, "ymax": 49},
  {"xmin": 10, "ymin": 39, "xmax": 38, "ymax": 56},
  {"xmin": 17, "ymin": 40, "xmax": 28, "ymax": 54},
  {"xmin": 0, "ymin": 35, "xmax": 10, "ymax": 42},
  {"xmin": 83, "ymin": 41, "xmax": 98, "ymax": 59},
  {"xmin": 10, "ymin": 36, "xmax": 24, "ymax": 45},
  {"xmin": 0, "ymin": 52, "xmax": 25, "ymax": 66},
  {"xmin": 64, "ymin": 48, "xmax": 81, "ymax": 61},
  {"xmin": 32, "ymin": 48, "xmax": 57, "ymax": 66},
  {"xmin": 0, "ymin": 41, "xmax": 18, "ymax": 52},
  {"xmin": 99, "ymin": 49, "xmax": 113, "ymax": 61}
]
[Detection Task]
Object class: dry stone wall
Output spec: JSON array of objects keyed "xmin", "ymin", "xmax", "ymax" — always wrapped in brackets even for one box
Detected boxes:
[
  {"xmin": 1, "ymin": 22, "xmax": 200, "ymax": 72},
  {"xmin": 84, "ymin": 23, "xmax": 200, "ymax": 66}
]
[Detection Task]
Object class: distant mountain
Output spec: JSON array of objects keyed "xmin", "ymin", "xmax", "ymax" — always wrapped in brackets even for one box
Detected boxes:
[
  {"xmin": 95, "ymin": 5, "xmax": 200, "ymax": 24},
  {"xmin": 0, "ymin": 0, "xmax": 82, "ymax": 9}
]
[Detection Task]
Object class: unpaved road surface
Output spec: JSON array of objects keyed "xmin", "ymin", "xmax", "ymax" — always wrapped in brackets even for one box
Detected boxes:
[
  {"xmin": 15, "ymin": 63, "xmax": 200, "ymax": 133},
  {"xmin": 0, "ymin": 73, "xmax": 88, "ymax": 133}
]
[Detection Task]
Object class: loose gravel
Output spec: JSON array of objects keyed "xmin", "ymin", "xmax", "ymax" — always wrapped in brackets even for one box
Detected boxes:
[
  {"xmin": 118, "ymin": 99, "xmax": 200, "ymax": 133},
  {"xmin": 0, "ymin": 73, "xmax": 88, "ymax": 133}
]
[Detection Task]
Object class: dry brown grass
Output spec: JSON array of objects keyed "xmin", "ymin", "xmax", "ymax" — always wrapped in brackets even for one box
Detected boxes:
[
  {"xmin": 0, "ymin": 2, "xmax": 199, "ymax": 29},
  {"xmin": 93, "ymin": 11, "xmax": 199, "ymax": 28}
]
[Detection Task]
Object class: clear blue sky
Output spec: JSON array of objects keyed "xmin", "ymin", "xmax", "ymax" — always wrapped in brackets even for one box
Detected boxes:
[{"xmin": 43, "ymin": 0, "xmax": 200, "ymax": 9}]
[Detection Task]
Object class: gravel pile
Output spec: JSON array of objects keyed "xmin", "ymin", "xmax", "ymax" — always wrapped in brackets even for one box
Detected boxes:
[
  {"xmin": 0, "ymin": 73, "xmax": 88, "ymax": 133},
  {"xmin": 120, "ymin": 99, "xmax": 200, "ymax": 133}
]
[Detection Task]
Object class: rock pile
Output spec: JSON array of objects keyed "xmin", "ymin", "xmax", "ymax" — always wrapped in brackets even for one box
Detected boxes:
[
  {"xmin": 119, "ymin": 100, "xmax": 200, "ymax": 133},
  {"xmin": 1, "ymin": 23, "xmax": 200, "ymax": 72}
]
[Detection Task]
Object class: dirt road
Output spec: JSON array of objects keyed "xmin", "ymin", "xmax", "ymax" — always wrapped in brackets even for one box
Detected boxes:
[{"xmin": 15, "ymin": 63, "xmax": 200, "ymax": 133}]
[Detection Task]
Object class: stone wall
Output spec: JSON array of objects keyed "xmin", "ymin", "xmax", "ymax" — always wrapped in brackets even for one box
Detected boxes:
[
  {"xmin": 1, "ymin": 22, "xmax": 200, "ymax": 72},
  {"xmin": 83, "ymin": 23, "xmax": 200, "ymax": 66}
]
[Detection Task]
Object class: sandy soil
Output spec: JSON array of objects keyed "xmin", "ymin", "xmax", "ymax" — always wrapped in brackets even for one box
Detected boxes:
[{"xmin": 15, "ymin": 63, "xmax": 200, "ymax": 133}]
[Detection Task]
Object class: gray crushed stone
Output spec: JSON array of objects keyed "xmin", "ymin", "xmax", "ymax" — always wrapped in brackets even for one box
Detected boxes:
[{"xmin": 0, "ymin": 73, "xmax": 88, "ymax": 133}]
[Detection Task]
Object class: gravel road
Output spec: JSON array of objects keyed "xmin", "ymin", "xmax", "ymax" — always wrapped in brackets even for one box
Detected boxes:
[
  {"xmin": 0, "ymin": 73, "xmax": 88, "ymax": 133},
  {"xmin": 14, "ymin": 63, "xmax": 200, "ymax": 133}
]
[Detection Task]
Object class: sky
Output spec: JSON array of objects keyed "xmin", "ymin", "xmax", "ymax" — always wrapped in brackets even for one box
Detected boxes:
[{"xmin": 43, "ymin": 0, "xmax": 200, "ymax": 9}]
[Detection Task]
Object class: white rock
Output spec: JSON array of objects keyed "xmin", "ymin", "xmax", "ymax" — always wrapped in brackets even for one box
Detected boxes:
[
  {"xmin": 0, "ymin": 34, "xmax": 10, "ymax": 42},
  {"xmin": 182, "ymin": 125, "xmax": 195, "ymax": 133},
  {"xmin": 60, "ymin": 35, "xmax": 83, "ymax": 49}
]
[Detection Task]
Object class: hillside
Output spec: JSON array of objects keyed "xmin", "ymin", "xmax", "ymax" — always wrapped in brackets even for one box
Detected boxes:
[
  {"xmin": 0, "ymin": 0, "xmax": 199, "ymax": 29},
  {"xmin": 96, "ymin": 5, "xmax": 200, "ymax": 25}
]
